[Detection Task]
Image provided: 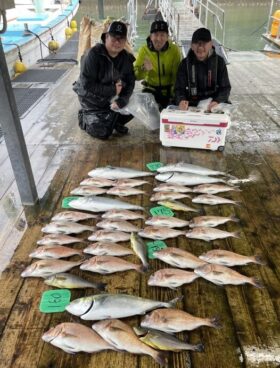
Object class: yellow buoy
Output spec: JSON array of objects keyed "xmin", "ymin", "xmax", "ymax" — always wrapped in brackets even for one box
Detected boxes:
[
  {"xmin": 70, "ymin": 20, "xmax": 77, "ymax": 29},
  {"xmin": 48, "ymin": 40, "xmax": 59, "ymax": 51},
  {"xmin": 14, "ymin": 60, "xmax": 27, "ymax": 74},
  {"xmin": 270, "ymin": 10, "xmax": 280, "ymax": 37},
  {"xmin": 65, "ymin": 27, "xmax": 73, "ymax": 39}
]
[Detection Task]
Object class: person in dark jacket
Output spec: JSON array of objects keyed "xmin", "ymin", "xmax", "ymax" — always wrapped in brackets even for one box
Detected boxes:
[
  {"xmin": 73, "ymin": 21, "xmax": 135, "ymax": 139},
  {"xmin": 175, "ymin": 27, "xmax": 231, "ymax": 112}
]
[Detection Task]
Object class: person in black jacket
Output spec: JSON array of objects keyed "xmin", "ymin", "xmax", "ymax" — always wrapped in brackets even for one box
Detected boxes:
[
  {"xmin": 175, "ymin": 28, "xmax": 231, "ymax": 112},
  {"xmin": 73, "ymin": 21, "xmax": 135, "ymax": 139}
]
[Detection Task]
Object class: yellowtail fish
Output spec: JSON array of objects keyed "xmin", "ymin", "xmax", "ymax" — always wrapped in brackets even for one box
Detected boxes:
[
  {"xmin": 192, "ymin": 194, "xmax": 241, "ymax": 206},
  {"xmin": 102, "ymin": 209, "xmax": 145, "ymax": 220},
  {"xmin": 70, "ymin": 186, "xmax": 107, "ymax": 196},
  {"xmin": 88, "ymin": 230, "xmax": 131, "ymax": 242},
  {"xmin": 21, "ymin": 259, "xmax": 83, "ymax": 278},
  {"xmin": 42, "ymin": 322, "xmax": 116, "ymax": 353},
  {"xmin": 106, "ymin": 187, "xmax": 146, "ymax": 197},
  {"xmin": 92, "ymin": 319, "xmax": 166, "ymax": 366},
  {"xmin": 157, "ymin": 162, "xmax": 231, "ymax": 177},
  {"xmin": 138, "ymin": 226, "xmax": 185, "ymax": 240},
  {"xmin": 44, "ymin": 273, "xmax": 106, "ymax": 290},
  {"xmin": 189, "ymin": 215, "xmax": 239, "ymax": 228},
  {"xmin": 37, "ymin": 234, "xmax": 85, "ymax": 245},
  {"xmin": 130, "ymin": 232, "xmax": 149, "ymax": 270},
  {"xmin": 51, "ymin": 211, "xmax": 98, "ymax": 222},
  {"xmin": 156, "ymin": 172, "xmax": 226, "ymax": 186},
  {"xmin": 145, "ymin": 216, "xmax": 189, "ymax": 228},
  {"xmin": 66, "ymin": 293, "xmax": 180, "ymax": 320},
  {"xmin": 186, "ymin": 227, "xmax": 240, "ymax": 241},
  {"xmin": 41, "ymin": 221, "xmax": 95, "ymax": 235},
  {"xmin": 96, "ymin": 219, "xmax": 140, "ymax": 232},
  {"xmin": 199, "ymin": 249, "xmax": 266, "ymax": 267},
  {"xmin": 194, "ymin": 263, "xmax": 263, "ymax": 288},
  {"xmin": 29, "ymin": 245, "xmax": 83, "ymax": 259},
  {"xmin": 84, "ymin": 242, "xmax": 133, "ymax": 256},
  {"xmin": 112, "ymin": 178, "xmax": 149, "ymax": 187},
  {"xmin": 153, "ymin": 183, "xmax": 193, "ymax": 193},
  {"xmin": 153, "ymin": 247, "xmax": 206, "ymax": 269},
  {"xmin": 88, "ymin": 166, "xmax": 153, "ymax": 179},
  {"xmin": 192, "ymin": 184, "xmax": 241, "ymax": 194},
  {"xmin": 148, "ymin": 268, "xmax": 199, "ymax": 289},
  {"xmin": 80, "ymin": 255, "xmax": 144, "ymax": 274},
  {"xmin": 150, "ymin": 192, "xmax": 191, "ymax": 202},
  {"xmin": 80, "ymin": 177, "xmax": 115, "ymax": 187},
  {"xmin": 141, "ymin": 308, "xmax": 221, "ymax": 333},
  {"xmin": 158, "ymin": 200, "xmax": 199, "ymax": 213}
]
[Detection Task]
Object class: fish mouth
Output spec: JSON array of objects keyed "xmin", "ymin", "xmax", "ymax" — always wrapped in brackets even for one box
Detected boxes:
[
  {"xmin": 66, "ymin": 297, "xmax": 94, "ymax": 316},
  {"xmin": 42, "ymin": 325, "xmax": 63, "ymax": 343}
]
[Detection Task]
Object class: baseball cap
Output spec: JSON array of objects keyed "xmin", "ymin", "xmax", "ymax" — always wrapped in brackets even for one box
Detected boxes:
[
  {"xmin": 192, "ymin": 28, "xmax": 212, "ymax": 43},
  {"xmin": 150, "ymin": 20, "xmax": 169, "ymax": 34},
  {"xmin": 107, "ymin": 21, "xmax": 127, "ymax": 38}
]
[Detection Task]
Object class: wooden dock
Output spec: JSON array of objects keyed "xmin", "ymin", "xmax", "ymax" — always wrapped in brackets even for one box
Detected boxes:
[{"xmin": 0, "ymin": 45, "xmax": 280, "ymax": 367}]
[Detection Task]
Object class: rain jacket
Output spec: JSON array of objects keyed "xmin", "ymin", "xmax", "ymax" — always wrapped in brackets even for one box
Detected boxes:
[
  {"xmin": 175, "ymin": 47, "xmax": 231, "ymax": 105},
  {"xmin": 134, "ymin": 37, "xmax": 181, "ymax": 97}
]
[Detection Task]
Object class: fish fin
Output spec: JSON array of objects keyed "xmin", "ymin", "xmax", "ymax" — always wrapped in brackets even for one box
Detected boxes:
[
  {"xmin": 210, "ymin": 316, "xmax": 222, "ymax": 329},
  {"xmin": 167, "ymin": 295, "xmax": 183, "ymax": 308},
  {"xmin": 251, "ymin": 277, "xmax": 264, "ymax": 288},
  {"xmin": 230, "ymin": 216, "xmax": 240, "ymax": 223},
  {"xmin": 254, "ymin": 256, "xmax": 266, "ymax": 266},
  {"xmin": 233, "ymin": 231, "xmax": 241, "ymax": 239},
  {"xmin": 153, "ymin": 351, "xmax": 168, "ymax": 367}
]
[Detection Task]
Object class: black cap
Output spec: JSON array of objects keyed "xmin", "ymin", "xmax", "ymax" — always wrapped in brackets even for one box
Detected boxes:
[
  {"xmin": 150, "ymin": 20, "xmax": 168, "ymax": 34},
  {"xmin": 108, "ymin": 21, "xmax": 127, "ymax": 38},
  {"xmin": 192, "ymin": 28, "xmax": 212, "ymax": 43}
]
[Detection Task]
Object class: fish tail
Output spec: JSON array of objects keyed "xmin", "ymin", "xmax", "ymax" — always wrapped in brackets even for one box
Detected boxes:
[
  {"xmin": 235, "ymin": 201, "xmax": 243, "ymax": 207},
  {"xmin": 232, "ymin": 231, "xmax": 241, "ymax": 239},
  {"xmin": 152, "ymin": 350, "xmax": 168, "ymax": 366},
  {"xmin": 166, "ymin": 295, "xmax": 183, "ymax": 308},
  {"xmin": 254, "ymin": 255, "xmax": 266, "ymax": 266},
  {"xmin": 95, "ymin": 282, "xmax": 107, "ymax": 291},
  {"xmin": 230, "ymin": 216, "xmax": 240, "ymax": 223},
  {"xmin": 209, "ymin": 316, "xmax": 222, "ymax": 329},
  {"xmin": 137, "ymin": 264, "xmax": 148, "ymax": 273},
  {"xmin": 193, "ymin": 343, "xmax": 204, "ymax": 352},
  {"xmin": 251, "ymin": 277, "xmax": 264, "ymax": 288}
]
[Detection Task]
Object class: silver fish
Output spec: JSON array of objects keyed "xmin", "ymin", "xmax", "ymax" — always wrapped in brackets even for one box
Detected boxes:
[
  {"xmin": 107, "ymin": 187, "xmax": 146, "ymax": 197},
  {"xmin": 150, "ymin": 192, "xmax": 190, "ymax": 202},
  {"xmin": 80, "ymin": 255, "xmax": 144, "ymax": 274},
  {"xmin": 199, "ymin": 249, "xmax": 266, "ymax": 267},
  {"xmin": 51, "ymin": 211, "xmax": 97, "ymax": 222},
  {"xmin": 37, "ymin": 234, "xmax": 85, "ymax": 246},
  {"xmin": 194, "ymin": 263, "xmax": 263, "ymax": 288},
  {"xmin": 157, "ymin": 162, "xmax": 230, "ymax": 176},
  {"xmin": 148, "ymin": 268, "xmax": 199, "ymax": 289},
  {"xmin": 66, "ymin": 293, "xmax": 179, "ymax": 320},
  {"xmin": 192, "ymin": 184, "xmax": 241, "ymax": 194},
  {"xmin": 145, "ymin": 216, "xmax": 189, "ymax": 228},
  {"xmin": 112, "ymin": 178, "xmax": 149, "ymax": 187},
  {"xmin": 153, "ymin": 247, "xmax": 206, "ymax": 269},
  {"xmin": 192, "ymin": 194, "xmax": 240, "ymax": 206},
  {"xmin": 88, "ymin": 230, "xmax": 131, "ymax": 242},
  {"xmin": 41, "ymin": 221, "xmax": 95, "ymax": 235},
  {"xmin": 92, "ymin": 319, "xmax": 166, "ymax": 365},
  {"xmin": 80, "ymin": 177, "xmax": 115, "ymax": 187},
  {"xmin": 96, "ymin": 219, "xmax": 140, "ymax": 233},
  {"xmin": 141, "ymin": 308, "xmax": 221, "ymax": 333},
  {"xmin": 189, "ymin": 215, "xmax": 239, "ymax": 228},
  {"xmin": 153, "ymin": 183, "xmax": 193, "ymax": 193},
  {"xmin": 83, "ymin": 242, "xmax": 134, "ymax": 257},
  {"xmin": 70, "ymin": 186, "xmax": 107, "ymax": 196},
  {"xmin": 42, "ymin": 322, "xmax": 116, "ymax": 354},
  {"xmin": 68, "ymin": 195, "xmax": 144, "ymax": 213},
  {"xmin": 138, "ymin": 226, "xmax": 185, "ymax": 240},
  {"xmin": 44, "ymin": 273, "xmax": 106, "ymax": 290},
  {"xmin": 186, "ymin": 227, "xmax": 240, "ymax": 241},
  {"xmin": 157, "ymin": 200, "xmax": 198, "ymax": 213},
  {"xmin": 156, "ymin": 172, "xmax": 226, "ymax": 186},
  {"xmin": 88, "ymin": 166, "xmax": 153, "ymax": 179},
  {"xmin": 21, "ymin": 259, "xmax": 83, "ymax": 278},
  {"xmin": 137, "ymin": 329, "xmax": 204, "ymax": 352},
  {"xmin": 29, "ymin": 245, "xmax": 83, "ymax": 259},
  {"xmin": 102, "ymin": 209, "xmax": 145, "ymax": 220},
  {"xmin": 130, "ymin": 232, "xmax": 149, "ymax": 270}
]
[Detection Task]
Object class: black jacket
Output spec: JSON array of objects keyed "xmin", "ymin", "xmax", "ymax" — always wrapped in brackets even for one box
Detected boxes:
[
  {"xmin": 175, "ymin": 48, "xmax": 231, "ymax": 105},
  {"xmin": 74, "ymin": 43, "xmax": 135, "ymax": 110}
]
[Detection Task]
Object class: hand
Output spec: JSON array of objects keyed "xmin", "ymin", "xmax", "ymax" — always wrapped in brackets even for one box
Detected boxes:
[
  {"xmin": 208, "ymin": 101, "xmax": 218, "ymax": 112},
  {"xmin": 115, "ymin": 81, "xmax": 122, "ymax": 95},
  {"xmin": 179, "ymin": 100, "xmax": 189, "ymax": 110},
  {"xmin": 142, "ymin": 57, "xmax": 153, "ymax": 71},
  {"xmin": 111, "ymin": 101, "xmax": 120, "ymax": 110}
]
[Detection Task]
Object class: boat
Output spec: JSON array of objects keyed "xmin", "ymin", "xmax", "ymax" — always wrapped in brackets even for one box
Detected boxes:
[
  {"xmin": 0, "ymin": 0, "xmax": 79, "ymax": 77},
  {"xmin": 262, "ymin": 0, "xmax": 280, "ymax": 52}
]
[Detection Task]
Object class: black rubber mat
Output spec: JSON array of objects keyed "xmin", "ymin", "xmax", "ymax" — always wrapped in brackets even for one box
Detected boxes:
[
  {"xmin": 13, "ymin": 87, "xmax": 48, "ymax": 117},
  {"xmin": 13, "ymin": 69, "xmax": 67, "ymax": 83},
  {"xmin": 44, "ymin": 32, "xmax": 79, "ymax": 61}
]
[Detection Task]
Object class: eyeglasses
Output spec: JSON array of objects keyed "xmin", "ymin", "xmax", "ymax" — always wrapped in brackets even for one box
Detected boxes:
[
  {"xmin": 192, "ymin": 41, "xmax": 210, "ymax": 46},
  {"xmin": 109, "ymin": 35, "xmax": 126, "ymax": 43}
]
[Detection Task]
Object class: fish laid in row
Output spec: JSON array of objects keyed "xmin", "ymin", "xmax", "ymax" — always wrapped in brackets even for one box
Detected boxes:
[
  {"xmin": 51, "ymin": 210, "xmax": 98, "ymax": 222},
  {"xmin": 157, "ymin": 200, "xmax": 198, "ymax": 212},
  {"xmin": 189, "ymin": 215, "xmax": 239, "ymax": 228},
  {"xmin": 101, "ymin": 209, "xmax": 145, "ymax": 220},
  {"xmin": 80, "ymin": 256, "xmax": 144, "ymax": 274},
  {"xmin": 153, "ymin": 183, "xmax": 193, "ymax": 193},
  {"xmin": 80, "ymin": 177, "xmax": 115, "ymax": 187},
  {"xmin": 145, "ymin": 216, "xmax": 189, "ymax": 228},
  {"xmin": 153, "ymin": 248, "xmax": 206, "ymax": 269},
  {"xmin": 88, "ymin": 230, "xmax": 131, "ymax": 242},
  {"xmin": 157, "ymin": 162, "xmax": 231, "ymax": 177},
  {"xmin": 37, "ymin": 234, "xmax": 85, "ymax": 246},
  {"xmin": 88, "ymin": 166, "xmax": 153, "ymax": 179},
  {"xmin": 41, "ymin": 221, "xmax": 94, "ymax": 235},
  {"xmin": 29, "ymin": 245, "xmax": 83, "ymax": 259},
  {"xmin": 186, "ymin": 227, "xmax": 240, "ymax": 241},
  {"xmin": 150, "ymin": 192, "xmax": 190, "ymax": 202},
  {"xmin": 84, "ymin": 242, "xmax": 134, "ymax": 257},
  {"xmin": 44, "ymin": 273, "xmax": 106, "ymax": 290},
  {"xmin": 199, "ymin": 249, "xmax": 265, "ymax": 267},
  {"xmin": 96, "ymin": 219, "xmax": 140, "ymax": 233},
  {"xmin": 156, "ymin": 172, "xmax": 226, "ymax": 186},
  {"xmin": 148, "ymin": 268, "xmax": 199, "ymax": 289},
  {"xmin": 70, "ymin": 186, "xmax": 108, "ymax": 196},
  {"xmin": 138, "ymin": 226, "xmax": 185, "ymax": 240},
  {"xmin": 21, "ymin": 259, "xmax": 83, "ymax": 278},
  {"xmin": 192, "ymin": 183, "xmax": 241, "ymax": 194},
  {"xmin": 192, "ymin": 194, "xmax": 240, "ymax": 206},
  {"xmin": 130, "ymin": 232, "xmax": 149, "ymax": 270},
  {"xmin": 106, "ymin": 187, "xmax": 146, "ymax": 197}
]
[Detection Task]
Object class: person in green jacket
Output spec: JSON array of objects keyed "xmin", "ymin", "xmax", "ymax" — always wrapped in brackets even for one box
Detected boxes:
[{"xmin": 134, "ymin": 20, "xmax": 181, "ymax": 110}]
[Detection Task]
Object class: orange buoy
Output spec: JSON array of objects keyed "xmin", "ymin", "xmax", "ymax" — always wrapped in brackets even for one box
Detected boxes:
[{"xmin": 270, "ymin": 10, "xmax": 280, "ymax": 37}]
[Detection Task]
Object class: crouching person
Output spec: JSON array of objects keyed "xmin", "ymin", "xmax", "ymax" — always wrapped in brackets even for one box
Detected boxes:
[{"xmin": 73, "ymin": 21, "xmax": 135, "ymax": 140}]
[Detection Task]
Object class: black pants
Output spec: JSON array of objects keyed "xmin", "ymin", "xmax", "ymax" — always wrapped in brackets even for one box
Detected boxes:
[
  {"xmin": 142, "ymin": 85, "xmax": 172, "ymax": 111},
  {"xmin": 78, "ymin": 109, "xmax": 133, "ymax": 140}
]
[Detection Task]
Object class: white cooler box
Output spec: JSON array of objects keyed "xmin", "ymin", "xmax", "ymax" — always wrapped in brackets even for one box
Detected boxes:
[{"xmin": 160, "ymin": 108, "xmax": 231, "ymax": 151}]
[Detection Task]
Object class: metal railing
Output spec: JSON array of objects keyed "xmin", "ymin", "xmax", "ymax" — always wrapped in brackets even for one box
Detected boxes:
[
  {"xmin": 158, "ymin": 0, "xmax": 181, "ymax": 42},
  {"xmin": 127, "ymin": 0, "xmax": 137, "ymax": 46}
]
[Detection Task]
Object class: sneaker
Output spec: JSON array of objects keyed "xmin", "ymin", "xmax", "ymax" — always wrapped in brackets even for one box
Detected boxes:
[{"xmin": 115, "ymin": 124, "xmax": 129, "ymax": 135}]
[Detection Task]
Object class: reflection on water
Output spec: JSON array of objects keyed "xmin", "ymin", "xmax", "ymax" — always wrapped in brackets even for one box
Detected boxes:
[{"xmin": 75, "ymin": 0, "xmax": 271, "ymax": 51}]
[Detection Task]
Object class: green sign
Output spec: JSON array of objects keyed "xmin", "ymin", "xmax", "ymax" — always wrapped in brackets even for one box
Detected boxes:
[
  {"xmin": 39, "ymin": 289, "xmax": 71, "ymax": 313},
  {"xmin": 150, "ymin": 206, "xmax": 174, "ymax": 217},
  {"xmin": 62, "ymin": 196, "xmax": 79, "ymax": 209},
  {"xmin": 146, "ymin": 162, "xmax": 163, "ymax": 172},
  {"xmin": 147, "ymin": 240, "xmax": 167, "ymax": 259}
]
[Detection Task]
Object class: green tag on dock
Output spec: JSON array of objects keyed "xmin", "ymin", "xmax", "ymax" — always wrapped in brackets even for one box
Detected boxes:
[
  {"xmin": 146, "ymin": 162, "xmax": 163, "ymax": 172},
  {"xmin": 150, "ymin": 206, "xmax": 174, "ymax": 217},
  {"xmin": 62, "ymin": 196, "xmax": 79, "ymax": 209},
  {"xmin": 147, "ymin": 240, "xmax": 167, "ymax": 259},
  {"xmin": 39, "ymin": 289, "xmax": 71, "ymax": 313}
]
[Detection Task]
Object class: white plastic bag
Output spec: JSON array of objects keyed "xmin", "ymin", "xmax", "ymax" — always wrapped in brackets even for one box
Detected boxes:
[{"xmin": 112, "ymin": 92, "xmax": 160, "ymax": 130}]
